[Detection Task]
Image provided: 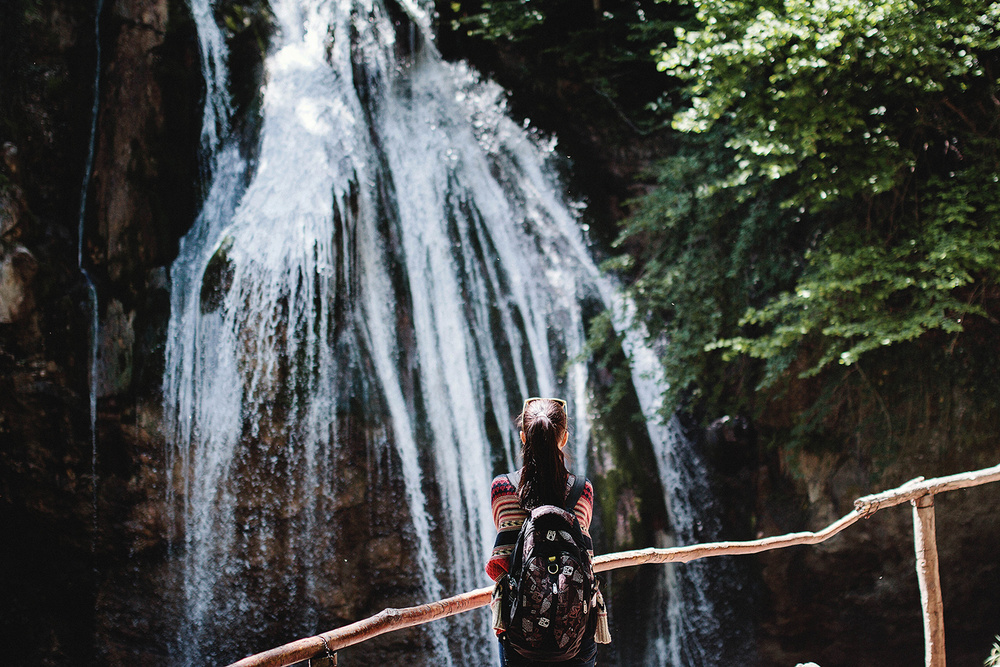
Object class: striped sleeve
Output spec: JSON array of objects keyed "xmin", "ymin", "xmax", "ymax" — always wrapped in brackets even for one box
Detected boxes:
[
  {"xmin": 575, "ymin": 479, "xmax": 595, "ymax": 555},
  {"xmin": 486, "ymin": 474, "xmax": 526, "ymax": 581}
]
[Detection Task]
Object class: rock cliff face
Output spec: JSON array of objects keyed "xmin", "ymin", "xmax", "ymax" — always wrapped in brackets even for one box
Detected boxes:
[
  {"xmin": 695, "ymin": 379, "xmax": 1000, "ymax": 666},
  {"xmin": 2, "ymin": 1, "xmax": 998, "ymax": 666},
  {"xmin": 2, "ymin": 2, "xmax": 103, "ymax": 665},
  {"xmin": 746, "ymin": 420, "xmax": 1000, "ymax": 666},
  {"xmin": 756, "ymin": 448, "xmax": 1000, "ymax": 667}
]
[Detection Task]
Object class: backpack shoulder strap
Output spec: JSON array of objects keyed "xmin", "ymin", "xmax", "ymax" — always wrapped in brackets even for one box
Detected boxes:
[{"xmin": 564, "ymin": 474, "xmax": 586, "ymax": 513}]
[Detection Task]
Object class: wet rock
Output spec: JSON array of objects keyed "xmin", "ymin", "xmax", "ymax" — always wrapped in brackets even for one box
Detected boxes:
[
  {"xmin": 200, "ymin": 234, "xmax": 235, "ymax": 313},
  {"xmin": 0, "ymin": 174, "xmax": 37, "ymax": 325},
  {"xmin": 88, "ymin": 0, "xmax": 201, "ymax": 295},
  {"xmin": 0, "ymin": 244, "xmax": 38, "ymax": 323},
  {"xmin": 705, "ymin": 414, "xmax": 756, "ymax": 474},
  {"xmin": 95, "ymin": 298, "xmax": 135, "ymax": 397},
  {"xmin": 367, "ymin": 534, "xmax": 405, "ymax": 570}
]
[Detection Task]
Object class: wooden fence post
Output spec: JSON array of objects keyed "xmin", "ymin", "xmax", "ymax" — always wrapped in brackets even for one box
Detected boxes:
[{"xmin": 912, "ymin": 494, "xmax": 946, "ymax": 667}]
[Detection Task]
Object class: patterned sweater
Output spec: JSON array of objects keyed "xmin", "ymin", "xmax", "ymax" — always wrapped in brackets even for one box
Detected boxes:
[{"xmin": 486, "ymin": 471, "xmax": 594, "ymax": 582}]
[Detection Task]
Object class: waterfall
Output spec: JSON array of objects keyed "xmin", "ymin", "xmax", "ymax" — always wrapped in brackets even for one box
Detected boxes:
[
  {"xmin": 609, "ymin": 294, "xmax": 753, "ymax": 665},
  {"xmin": 163, "ymin": 0, "xmax": 732, "ymax": 664},
  {"xmin": 79, "ymin": 0, "xmax": 105, "ymax": 549}
]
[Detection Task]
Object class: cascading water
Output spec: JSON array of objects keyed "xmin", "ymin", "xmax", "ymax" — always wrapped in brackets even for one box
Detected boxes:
[
  {"xmin": 163, "ymin": 0, "xmax": 737, "ymax": 664},
  {"xmin": 608, "ymin": 296, "xmax": 750, "ymax": 665},
  {"xmin": 617, "ymin": 316, "xmax": 733, "ymax": 667},
  {"xmin": 79, "ymin": 0, "xmax": 104, "ymax": 546}
]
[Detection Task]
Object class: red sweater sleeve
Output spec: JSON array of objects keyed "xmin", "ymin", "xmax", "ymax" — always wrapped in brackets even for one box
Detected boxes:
[{"xmin": 486, "ymin": 475, "xmax": 525, "ymax": 581}]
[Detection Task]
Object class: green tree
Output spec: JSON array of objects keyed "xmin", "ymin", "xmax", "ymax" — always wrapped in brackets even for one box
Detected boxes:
[{"xmin": 616, "ymin": 0, "xmax": 1000, "ymax": 413}]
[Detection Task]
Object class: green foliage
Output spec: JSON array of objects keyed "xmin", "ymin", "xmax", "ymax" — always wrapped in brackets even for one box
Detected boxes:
[
  {"xmin": 613, "ymin": 0, "xmax": 1000, "ymax": 412},
  {"xmin": 581, "ymin": 311, "xmax": 637, "ymax": 419},
  {"xmin": 453, "ymin": 0, "xmax": 548, "ymax": 41},
  {"xmin": 658, "ymin": 0, "xmax": 1000, "ymax": 208},
  {"xmin": 714, "ymin": 163, "xmax": 1000, "ymax": 384},
  {"xmin": 608, "ymin": 128, "xmax": 809, "ymax": 411},
  {"xmin": 216, "ymin": 0, "xmax": 273, "ymax": 54},
  {"xmin": 447, "ymin": 0, "xmax": 690, "ymax": 134}
]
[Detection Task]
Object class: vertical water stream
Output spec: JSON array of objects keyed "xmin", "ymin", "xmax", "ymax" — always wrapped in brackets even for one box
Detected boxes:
[
  {"xmin": 79, "ymin": 0, "xmax": 104, "ymax": 548},
  {"xmin": 606, "ymin": 294, "xmax": 738, "ymax": 665},
  {"xmin": 163, "ymin": 0, "xmax": 734, "ymax": 664}
]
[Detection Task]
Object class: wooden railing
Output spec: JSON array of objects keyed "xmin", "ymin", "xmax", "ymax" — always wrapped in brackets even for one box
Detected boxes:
[{"xmin": 227, "ymin": 462, "xmax": 1000, "ymax": 667}]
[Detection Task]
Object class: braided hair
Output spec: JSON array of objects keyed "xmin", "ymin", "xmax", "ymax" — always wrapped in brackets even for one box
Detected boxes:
[{"xmin": 517, "ymin": 398, "xmax": 569, "ymax": 509}]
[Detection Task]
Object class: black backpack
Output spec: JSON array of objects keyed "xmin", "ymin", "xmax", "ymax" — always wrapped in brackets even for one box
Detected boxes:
[{"xmin": 502, "ymin": 473, "xmax": 596, "ymax": 661}]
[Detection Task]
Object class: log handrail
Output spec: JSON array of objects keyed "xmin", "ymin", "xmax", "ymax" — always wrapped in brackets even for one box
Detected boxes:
[{"xmin": 227, "ymin": 462, "xmax": 1000, "ymax": 667}]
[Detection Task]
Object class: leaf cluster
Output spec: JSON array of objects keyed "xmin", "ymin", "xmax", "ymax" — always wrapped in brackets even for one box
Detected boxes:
[{"xmin": 659, "ymin": 0, "xmax": 1000, "ymax": 208}]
